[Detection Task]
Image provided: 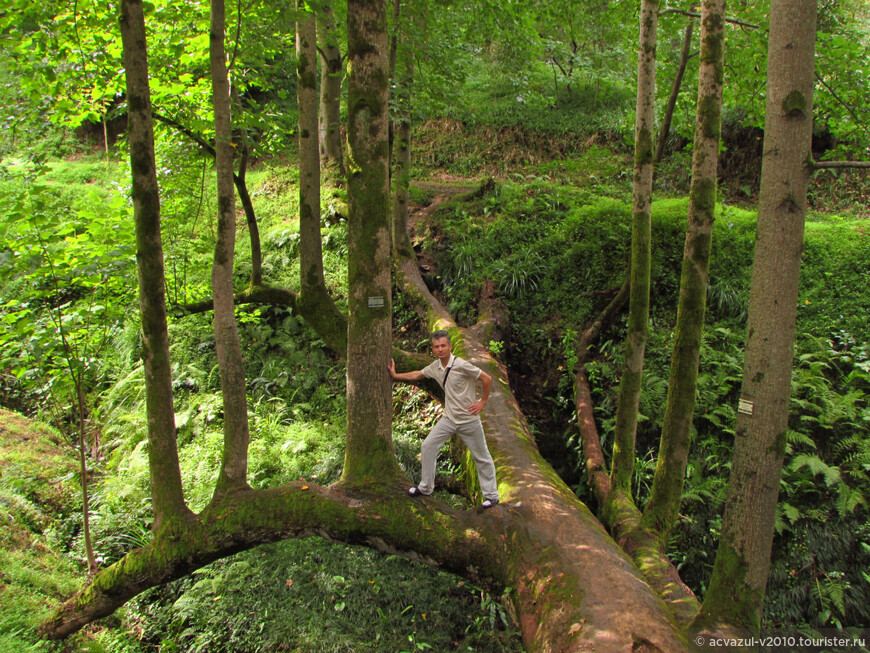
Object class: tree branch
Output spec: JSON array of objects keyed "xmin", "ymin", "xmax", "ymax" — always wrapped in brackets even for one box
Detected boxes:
[
  {"xmin": 812, "ymin": 160, "xmax": 870, "ymax": 170},
  {"xmin": 815, "ymin": 72, "xmax": 870, "ymax": 143},
  {"xmin": 659, "ymin": 8, "xmax": 758, "ymax": 28},
  {"xmin": 39, "ymin": 483, "xmax": 505, "ymax": 640}
]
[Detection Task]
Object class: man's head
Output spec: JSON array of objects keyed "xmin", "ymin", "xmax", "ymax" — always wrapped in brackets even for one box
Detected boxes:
[{"xmin": 430, "ymin": 330, "xmax": 452, "ymax": 362}]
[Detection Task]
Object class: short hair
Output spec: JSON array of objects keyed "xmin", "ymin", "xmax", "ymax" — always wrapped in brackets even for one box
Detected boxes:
[{"xmin": 430, "ymin": 329, "xmax": 451, "ymax": 344}]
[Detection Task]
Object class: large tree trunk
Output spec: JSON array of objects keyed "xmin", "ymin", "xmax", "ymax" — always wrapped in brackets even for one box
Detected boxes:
[
  {"xmin": 317, "ymin": 0, "xmax": 344, "ymax": 171},
  {"xmin": 695, "ymin": 0, "xmax": 818, "ymax": 633},
  {"xmin": 209, "ymin": 0, "xmax": 250, "ymax": 496},
  {"xmin": 610, "ymin": 0, "xmax": 658, "ymax": 494},
  {"xmin": 118, "ymin": 0, "xmax": 192, "ymax": 530},
  {"xmin": 642, "ymin": 0, "xmax": 725, "ymax": 540},
  {"xmin": 341, "ymin": 0, "xmax": 401, "ymax": 485}
]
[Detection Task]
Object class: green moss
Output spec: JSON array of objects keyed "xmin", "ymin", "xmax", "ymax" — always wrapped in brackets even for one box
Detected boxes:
[
  {"xmin": 697, "ymin": 542, "xmax": 761, "ymax": 631},
  {"xmin": 634, "ymin": 127, "xmax": 653, "ymax": 167},
  {"xmin": 782, "ymin": 90, "xmax": 806, "ymax": 116},
  {"xmin": 698, "ymin": 94, "xmax": 722, "ymax": 141},
  {"xmin": 690, "ymin": 177, "xmax": 717, "ymax": 217}
]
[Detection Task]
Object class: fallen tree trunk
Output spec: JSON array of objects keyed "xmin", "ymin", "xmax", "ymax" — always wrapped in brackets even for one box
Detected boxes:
[{"xmin": 395, "ymin": 252, "xmax": 687, "ymax": 651}]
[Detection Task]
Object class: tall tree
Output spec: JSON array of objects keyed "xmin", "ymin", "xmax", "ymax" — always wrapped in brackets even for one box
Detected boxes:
[
  {"xmin": 317, "ymin": 0, "xmax": 345, "ymax": 170},
  {"xmin": 296, "ymin": 1, "xmax": 325, "ymax": 304},
  {"xmin": 642, "ymin": 0, "xmax": 725, "ymax": 540},
  {"xmin": 209, "ymin": 0, "xmax": 251, "ymax": 495},
  {"xmin": 389, "ymin": 0, "xmax": 422, "ymax": 260},
  {"xmin": 292, "ymin": 0, "xmax": 350, "ymax": 358},
  {"xmin": 341, "ymin": 0, "xmax": 400, "ymax": 484},
  {"xmin": 118, "ymin": 0, "xmax": 192, "ymax": 530},
  {"xmin": 609, "ymin": 0, "xmax": 659, "ymax": 495},
  {"xmin": 695, "ymin": 0, "xmax": 818, "ymax": 632}
]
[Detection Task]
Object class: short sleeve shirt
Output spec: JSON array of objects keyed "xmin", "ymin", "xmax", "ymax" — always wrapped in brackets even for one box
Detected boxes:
[{"xmin": 421, "ymin": 354, "xmax": 483, "ymax": 424}]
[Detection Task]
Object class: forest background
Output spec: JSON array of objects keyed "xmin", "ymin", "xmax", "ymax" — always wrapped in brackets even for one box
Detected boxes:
[{"xmin": 0, "ymin": 0, "xmax": 869, "ymax": 651}]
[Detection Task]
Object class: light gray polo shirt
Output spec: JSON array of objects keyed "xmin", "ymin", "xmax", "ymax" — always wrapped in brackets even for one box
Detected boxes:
[{"xmin": 421, "ymin": 354, "xmax": 483, "ymax": 424}]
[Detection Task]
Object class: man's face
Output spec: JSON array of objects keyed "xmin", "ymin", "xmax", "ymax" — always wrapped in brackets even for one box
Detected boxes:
[{"xmin": 431, "ymin": 337, "xmax": 451, "ymax": 361}]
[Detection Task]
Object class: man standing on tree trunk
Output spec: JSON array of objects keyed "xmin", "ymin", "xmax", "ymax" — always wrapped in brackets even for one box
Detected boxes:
[{"xmin": 388, "ymin": 330, "xmax": 500, "ymax": 508}]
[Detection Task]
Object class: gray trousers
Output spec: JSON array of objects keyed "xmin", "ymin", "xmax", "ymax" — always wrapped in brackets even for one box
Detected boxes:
[{"xmin": 417, "ymin": 416, "xmax": 499, "ymax": 501}]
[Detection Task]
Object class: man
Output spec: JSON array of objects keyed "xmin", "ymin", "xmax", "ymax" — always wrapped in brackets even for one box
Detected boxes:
[{"xmin": 388, "ymin": 330, "xmax": 500, "ymax": 508}]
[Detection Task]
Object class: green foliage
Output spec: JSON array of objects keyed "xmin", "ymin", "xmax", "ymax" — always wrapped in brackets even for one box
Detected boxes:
[
  {"xmin": 130, "ymin": 538, "xmax": 522, "ymax": 653},
  {"xmin": 0, "ymin": 158, "xmax": 136, "ymax": 423}
]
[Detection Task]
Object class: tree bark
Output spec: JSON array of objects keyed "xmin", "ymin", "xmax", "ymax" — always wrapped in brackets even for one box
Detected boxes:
[
  {"xmin": 389, "ymin": 1, "xmax": 417, "ymax": 260},
  {"xmin": 654, "ymin": 19, "xmax": 695, "ymax": 165},
  {"xmin": 642, "ymin": 0, "xmax": 725, "ymax": 540},
  {"xmin": 209, "ymin": 0, "xmax": 250, "ymax": 496},
  {"xmin": 295, "ymin": 0, "xmax": 351, "ymax": 359},
  {"xmin": 570, "ymin": 276, "xmax": 701, "ymax": 629},
  {"xmin": 118, "ymin": 0, "xmax": 192, "ymax": 530},
  {"xmin": 317, "ymin": 0, "xmax": 344, "ymax": 171},
  {"xmin": 610, "ymin": 0, "xmax": 658, "ymax": 494},
  {"xmin": 387, "ymin": 0, "xmax": 401, "ymax": 174},
  {"xmin": 297, "ymin": 2, "xmax": 325, "ymax": 299},
  {"xmin": 342, "ymin": 0, "xmax": 401, "ymax": 485},
  {"xmin": 695, "ymin": 0, "xmax": 818, "ymax": 633},
  {"xmin": 236, "ymin": 143, "xmax": 263, "ymax": 287}
]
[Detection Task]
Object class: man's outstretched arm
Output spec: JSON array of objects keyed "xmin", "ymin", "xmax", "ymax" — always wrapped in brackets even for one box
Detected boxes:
[{"xmin": 388, "ymin": 359, "xmax": 425, "ymax": 382}]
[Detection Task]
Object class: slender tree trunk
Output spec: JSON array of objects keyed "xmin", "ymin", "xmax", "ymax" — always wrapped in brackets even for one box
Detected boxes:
[
  {"xmin": 342, "ymin": 0, "xmax": 401, "ymax": 485},
  {"xmin": 390, "ymin": 1, "xmax": 418, "ymax": 260},
  {"xmin": 297, "ymin": 2, "xmax": 324, "ymax": 297},
  {"xmin": 387, "ymin": 0, "xmax": 401, "ymax": 174},
  {"xmin": 118, "ymin": 0, "xmax": 192, "ymax": 530},
  {"xmin": 655, "ymin": 19, "xmax": 695, "ymax": 165},
  {"xmin": 75, "ymin": 382, "xmax": 97, "ymax": 573},
  {"xmin": 317, "ymin": 0, "xmax": 344, "ymax": 171},
  {"xmin": 695, "ymin": 0, "xmax": 817, "ymax": 633},
  {"xmin": 610, "ymin": 0, "xmax": 658, "ymax": 494},
  {"xmin": 209, "ymin": 0, "xmax": 250, "ymax": 496},
  {"xmin": 642, "ymin": 0, "xmax": 725, "ymax": 540},
  {"xmin": 295, "ymin": 0, "xmax": 350, "ymax": 358},
  {"xmin": 391, "ymin": 103, "xmax": 414, "ymax": 259},
  {"xmin": 237, "ymin": 142, "xmax": 263, "ymax": 287}
]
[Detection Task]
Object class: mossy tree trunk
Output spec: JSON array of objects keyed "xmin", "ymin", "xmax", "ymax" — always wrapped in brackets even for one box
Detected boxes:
[
  {"xmin": 610, "ymin": 0, "xmax": 658, "ymax": 495},
  {"xmin": 642, "ymin": 0, "xmax": 724, "ymax": 540},
  {"xmin": 118, "ymin": 0, "xmax": 192, "ymax": 530},
  {"xmin": 390, "ymin": 1, "xmax": 419, "ymax": 260},
  {"xmin": 209, "ymin": 0, "xmax": 250, "ymax": 496},
  {"xmin": 296, "ymin": 0, "xmax": 350, "ymax": 358},
  {"xmin": 694, "ymin": 0, "xmax": 818, "ymax": 633},
  {"xmin": 297, "ymin": 1, "xmax": 325, "ymax": 299},
  {"xmin": 391, "ymin": 216, "xmax": 688, "ymax": 652},
  {"xmin": 341, "ymin": 0, "xmax": 402, "ymax": 485},
  {"xmin": 317, "ymin": 0, "xmax": 344, "ymax": 172}
]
